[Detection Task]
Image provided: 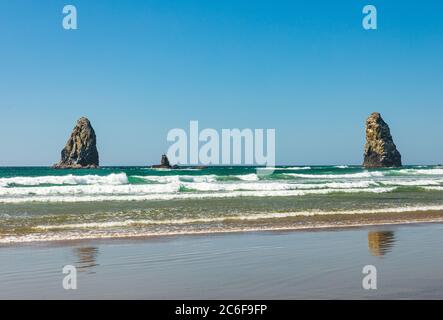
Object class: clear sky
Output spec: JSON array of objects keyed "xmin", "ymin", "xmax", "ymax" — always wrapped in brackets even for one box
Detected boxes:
[{"xmin": 0, "ymin": 0, "xmax": 442, "ymax": 166}]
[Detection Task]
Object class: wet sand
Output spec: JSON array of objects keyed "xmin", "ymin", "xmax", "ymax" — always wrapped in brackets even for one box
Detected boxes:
[{"xmin": 1, "ymin": 221, "xmax": 443, "ymax": 299}]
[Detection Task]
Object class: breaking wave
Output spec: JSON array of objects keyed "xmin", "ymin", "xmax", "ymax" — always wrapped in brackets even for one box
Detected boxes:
[
  {"xmin": 283, "ymin": 172, "xmax": 385, "ymax": 179},
  {"xmin": 0, "ymin": 187, "xmax": 395, "ymax": 203},
  {"xmin": 1, "ymin": 166, "xmax": 442, "ymax": 204},
  {"xmin": 0, "ymin": 173, "xmax": 128, "ymax": 187}
]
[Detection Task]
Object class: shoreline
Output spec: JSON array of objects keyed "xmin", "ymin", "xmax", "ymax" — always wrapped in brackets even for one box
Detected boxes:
[{"xmin": 2, "ymin": 213, "xmax": 443, "ymax": 247}]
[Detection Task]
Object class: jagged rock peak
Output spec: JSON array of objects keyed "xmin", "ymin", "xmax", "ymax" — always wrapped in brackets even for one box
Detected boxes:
[
  {"xmin": 161, "ymin": 154, "xmax": 170, "ymax": 167},
  {"xmin": 363, "ymin": 112, "xmax": 402, "ymax": 168},
  {"xmin": 151, "ymin": 154, "xmax": 176, "ymax": 169},
  {"xmin": 54, "ymin": 117, "xmax": 99, "ymax": 169}
]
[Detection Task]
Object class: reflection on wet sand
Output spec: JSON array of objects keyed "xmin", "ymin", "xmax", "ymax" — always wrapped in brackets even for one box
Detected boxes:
[
  {"xmin": 74, "ymin": 247, "xmax": 99, "ymax": 273},
  {"xmin": 368, "ymin": 231, "xmax": 396, "ymax": 256}
]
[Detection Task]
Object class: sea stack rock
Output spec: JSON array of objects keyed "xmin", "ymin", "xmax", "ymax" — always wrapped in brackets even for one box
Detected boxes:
[
  {"xmin": 54, "ymin": 117, "xmax": 99, "ymax": 169},
  {"xmin": 363, "ymin": 112, "xmax": 402, "ymax": 168},
  {"xmin": 151, "ymin": 154, "xmax": 177, "ymax": 169},
  {"xmin": 160, "ymin": 154, "xmax": 170, "ymax": 167}
]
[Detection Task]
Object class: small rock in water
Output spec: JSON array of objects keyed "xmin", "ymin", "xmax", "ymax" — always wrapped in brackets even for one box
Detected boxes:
[
  {"xmin": 151, "ymin": 154, "xmax": 177, "ymax": 169},
  {"xmin": 161, "ymin": 154, "xmax": 170, "ymax": 167}
]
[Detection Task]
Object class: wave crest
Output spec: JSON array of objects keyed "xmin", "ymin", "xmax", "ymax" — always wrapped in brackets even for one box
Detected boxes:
[{"xmin": 0, "ymin": 173, "xmax": 128, "ymax": 187}]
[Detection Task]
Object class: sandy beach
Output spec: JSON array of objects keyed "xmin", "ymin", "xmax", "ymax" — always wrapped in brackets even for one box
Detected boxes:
[{"xmin": 2, "ymin": 222, "xmax": 443, "ymax": 299}]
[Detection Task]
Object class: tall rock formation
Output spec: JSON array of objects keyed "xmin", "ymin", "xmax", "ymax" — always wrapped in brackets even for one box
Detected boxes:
[
  {"xmin": 54, "ymin": 117, "xmax": 99, "ymax": 169},
  {"xmin": 363, "ymin": 112, "xmax": 402, "ymax": 168}
]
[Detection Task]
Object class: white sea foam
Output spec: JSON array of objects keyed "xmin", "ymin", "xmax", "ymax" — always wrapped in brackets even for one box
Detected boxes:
[
  {"xmin": 134, "ymin": 175, "xmax": 218, "ymax": 184},
  {"xmin": 394, "ymin": 169, "xmax": 443, "ymax": 175},
  {"xmin": 0, "ymin": 173, "xmax": 128, "ymax": 187},
  {"xmin": 184, "ymin": 180, "xmax": 379, "ymax": 192},
  {"xmin": 0, "ymin": 187, "xmax": 394, "ymax": 203},
  {"xmin": 0, "ymin": 183, "xmax": 181, "ymax": 197},
  {"xmin": 5, "ymin": 216, "xmax": 443, "ymax": 245},
  {"xmin": 235, "ymin": 173, "xmax": 259, "ymax": 181},
  {"xmin": 283, "ymin": 171, "xmax": 384, "ymax": 179},
  {"xmin": 181, "ymin": 175, "xmax": 218, "ymax": 183},
  {"xmin": 269, "ymin": 166, "xmax": 312, "ymax": 170},
  {"xmin": 379, "ymin": 179, "xmax": 442, "ymax": 186},
  {"xmin": 424, "ymin": 186, "xmax": 443, "ymax": 191},
  {"xmin": 134, "ymin": 174, "xmax": 258, "ymax": 183},
  {"xmin": 1, "ymin": 205, "xmax": 441, "ymax": 244},
  {"xmin": 2, "ymin": 166, "xmax": 443, "ymax": 204},
  {"xmin": 0, "ymin": 179, "xmax": 380, "ymax": 198},
  {"xmin": 32, "ymin": 204, "xmax": 443, "ymax": 231}
]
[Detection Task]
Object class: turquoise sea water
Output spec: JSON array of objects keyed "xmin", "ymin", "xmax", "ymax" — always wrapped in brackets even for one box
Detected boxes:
[{"xmin": 1, "ymin": 165, "xmax": 443, "ymax": 243}]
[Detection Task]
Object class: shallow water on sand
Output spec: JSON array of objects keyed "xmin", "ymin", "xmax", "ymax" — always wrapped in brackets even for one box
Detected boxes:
[{"xmin": 1, "ymin": 223, "xmax": 443, "ymax": 299}]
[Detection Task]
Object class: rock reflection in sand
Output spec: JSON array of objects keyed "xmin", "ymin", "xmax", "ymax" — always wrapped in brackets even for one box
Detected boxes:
[
  {"xmin": 368, "ymin": 231, "xmax": 396, "ymax": 256},
  {"xmin": 74, "ymin": 247, "xmax": 99, "ymax": 273}
]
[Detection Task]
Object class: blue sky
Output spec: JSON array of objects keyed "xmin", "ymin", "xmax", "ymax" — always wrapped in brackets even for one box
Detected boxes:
[{"xmin": 0, "ymin": 0, "xmax": 442, "ymax": 166}]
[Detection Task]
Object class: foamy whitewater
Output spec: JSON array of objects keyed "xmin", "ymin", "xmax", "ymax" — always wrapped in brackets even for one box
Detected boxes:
[{"xmin": 1, "ymin": 165, "xmax": 443, "ymax": 243}]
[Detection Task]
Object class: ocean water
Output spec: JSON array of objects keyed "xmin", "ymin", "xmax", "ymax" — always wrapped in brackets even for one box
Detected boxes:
[{"xmin": 1, "ymin": 165, "xmax": 443, "ymax": 244}]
